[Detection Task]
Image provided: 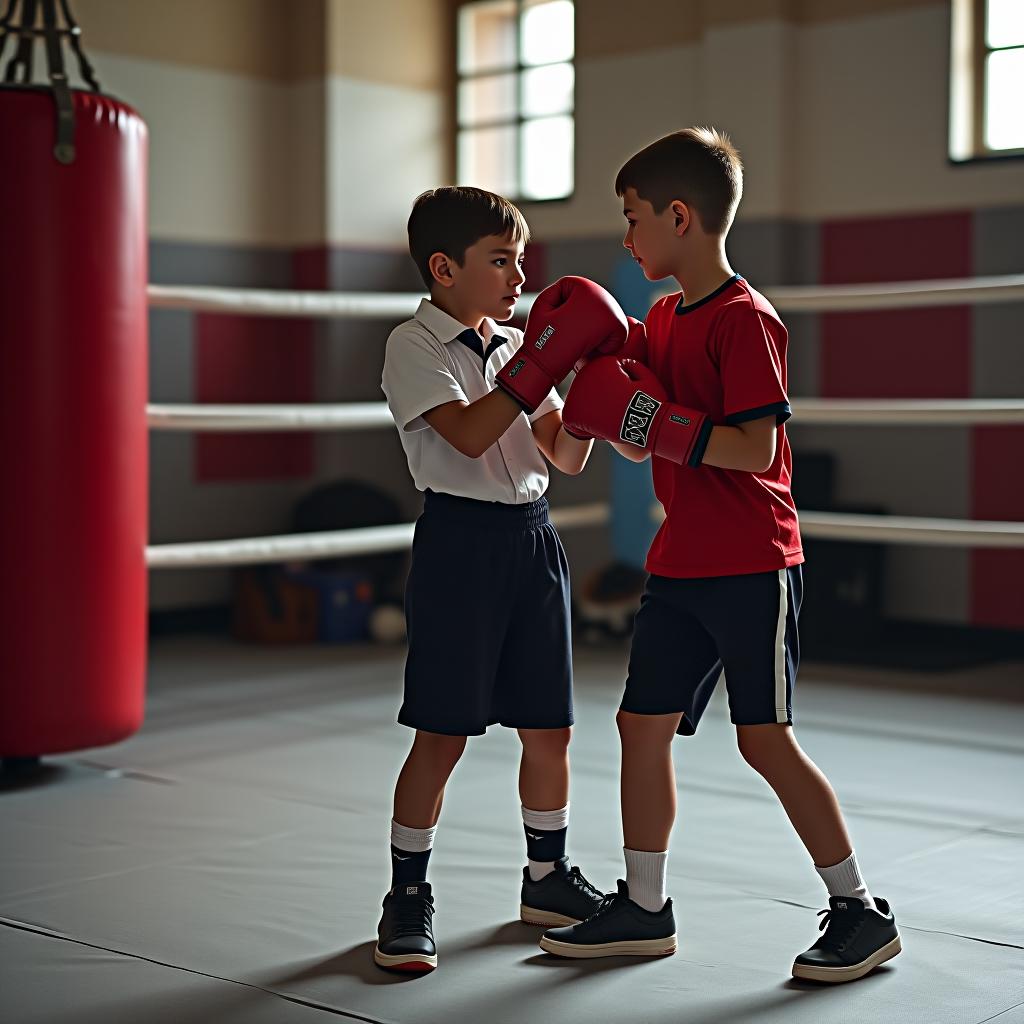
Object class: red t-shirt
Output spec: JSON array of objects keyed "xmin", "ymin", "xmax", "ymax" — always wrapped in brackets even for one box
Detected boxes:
[{"xmin": 640, "ymin": 275, "xmax": 803, "ymax": 578}]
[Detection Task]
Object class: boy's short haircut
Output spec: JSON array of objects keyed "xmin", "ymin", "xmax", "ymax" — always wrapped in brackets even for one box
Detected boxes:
[
  {"xmin": 615, "ymin": 127, "xmax": 743, "ymax": 236},
  {"xmin": 408, "ymin": 186, "xmax": 530, "ymax": 288}
]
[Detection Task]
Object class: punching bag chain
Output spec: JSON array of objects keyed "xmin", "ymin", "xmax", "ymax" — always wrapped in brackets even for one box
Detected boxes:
[{"xmin": 0, "ymin": 0, "xmax": 100, "ymax": 164}]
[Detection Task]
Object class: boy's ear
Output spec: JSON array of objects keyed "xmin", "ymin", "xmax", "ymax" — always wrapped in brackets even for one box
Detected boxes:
[
  {"xmin": 670, "ymin": 200, "xmax": 691, "ymax": 236},
  {"xmin": 429, "ymin": 251, "xmax": 455, "ymax": 288}
]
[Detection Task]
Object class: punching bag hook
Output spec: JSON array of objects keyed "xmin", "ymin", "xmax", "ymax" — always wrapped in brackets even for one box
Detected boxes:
[{"xmin": 0, "ymin": 0, "xmax": 100, "ymax": 163}]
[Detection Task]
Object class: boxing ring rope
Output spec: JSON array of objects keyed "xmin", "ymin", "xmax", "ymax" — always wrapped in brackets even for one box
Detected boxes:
[
  {"xmin": 146, "ymin": 508, "xmax": 1024, "ymax": 570},
  {"xmin": 145, "ymin": 274, "xmax": 1024, "ymax": 568},
  {"xmin": 148, "ymin": 399, "xmax": 1024, "ymax": 432},
  {"xmin": 148, "ymin": 402, "xmax": 394, "ymax": 432},
  {"xmin": 796, "ymin": 512, "xmax": 1024, "ymax": 548},
  {"xmin": 146, "ymin": 503, "xmax": 612, "ymax": 569},
  {"xmin": 148, "ymin": 273, "xmax": 1024, "ymax": 318}
]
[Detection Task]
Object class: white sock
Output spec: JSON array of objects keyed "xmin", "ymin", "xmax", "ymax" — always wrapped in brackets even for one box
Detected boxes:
[
  {"xmin": 523, "ymin": 803, "xmax": 569, "ymax": 881},
  {"xmin": 390, "ymin": 819, "xmax": 436, "ymax": 853},
  {"xmin": 624, "ymin": 847, "xmax": 668, "ymax": 913},
  {"xmin": 815, "ymin": 850, "xmax": 876, "ymax": 912}
]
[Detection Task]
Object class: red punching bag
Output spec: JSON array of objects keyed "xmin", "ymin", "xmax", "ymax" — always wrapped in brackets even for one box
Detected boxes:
[{"xmin": 0, "ymin": 2, "xmax": 148, "ymax": 761}]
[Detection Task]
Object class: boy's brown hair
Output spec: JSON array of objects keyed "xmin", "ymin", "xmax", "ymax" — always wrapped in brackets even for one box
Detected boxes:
[
  {"xmin": 615, "ymin": 127, "xmax": 743, "ymax": 236},
  {"xmin": 408, "ymin": 186, "xmax": 530, "ymax": 289}
]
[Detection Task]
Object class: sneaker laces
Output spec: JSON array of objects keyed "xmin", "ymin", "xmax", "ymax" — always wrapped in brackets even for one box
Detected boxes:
[
  {"xmin": 816, "ymin": 905, "xmax": 863, "ymax": 953},
  {"xmin": 389, "ymin": 894, "xmax": 434, "ymax": 939},
  {"xmin": 566, "ymin": 866, "xmax": 603, "ymax": 902},
  {"xmin": 587, "ymin": 888, "xmax": 627, "ymax": 920}
]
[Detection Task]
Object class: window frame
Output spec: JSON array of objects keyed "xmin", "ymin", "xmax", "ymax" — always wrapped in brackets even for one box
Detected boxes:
[
  {"xmin": 950, "ymin": 0, "xmax": 1024, "ymax": 164},
  {"xmin": 453, "ymin": 0, "xmax": 576, "ymax": 202}
]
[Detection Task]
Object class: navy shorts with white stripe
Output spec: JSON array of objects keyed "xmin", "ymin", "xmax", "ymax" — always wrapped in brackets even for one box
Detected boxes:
[{"xmin": 622, "ymin": 566, "xmax": 802, "ymax": 736}]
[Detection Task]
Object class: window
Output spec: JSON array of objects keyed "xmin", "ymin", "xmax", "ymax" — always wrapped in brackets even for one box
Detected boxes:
[
  {"xmin": 950, "ymin": 0, "xmax": 1024, "ymax": 160},
  {"xmin": 457, "ymin": 0, "xmax": 574, "ymax": 200}
]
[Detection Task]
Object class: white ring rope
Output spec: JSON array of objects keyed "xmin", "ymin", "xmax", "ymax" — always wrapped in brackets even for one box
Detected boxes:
[
  {"xmin": 789, "ymin": 399, "xmax": 1024, "ymax": 425},
  {"xmin": 146, "ymin": 503, "xmax": 1024, "ymax": 568},
  {"xmin": 146, "ymin": 398, "xmax": 1024, "ymax": 431},
  {"xmin": 147, "ymin": 403, "xmax": 394, "ymax": 431},
  {"xmin": 146, "ymin": 503, "xmax": 610, "ymax": 568},
  {"xmin": 148, "ymin": 284, "xmax": 447, "ymax": 319},
  {"xmin": 145, "ymin": 273, "xmax": 1023, "ymax": 567},
  {"xmin": 798, "ymin": 511, "xmax": 1024, "ymax": 548},
  {"xmin": 148, "ymin": 273, "xmax": 1024, "ymax": 320},
  {"xmin": 766, "ymin": 273, "xmax": 1024, "ymax": 312}
]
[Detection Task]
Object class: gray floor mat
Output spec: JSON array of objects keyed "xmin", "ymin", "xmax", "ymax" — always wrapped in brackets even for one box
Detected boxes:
[{"xmin": 2, "ymin": 638, "xmax": 1022, "ymax": 1023}]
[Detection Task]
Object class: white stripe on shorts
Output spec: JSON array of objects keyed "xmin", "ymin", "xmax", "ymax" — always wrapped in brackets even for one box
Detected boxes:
[{"xmin": 774, "ymin": 569, "xmax": 789, "ymax": 723}]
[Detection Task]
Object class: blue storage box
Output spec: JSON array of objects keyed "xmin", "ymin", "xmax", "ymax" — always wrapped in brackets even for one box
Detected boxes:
[{"xmin": 285, "ymin": 568, "xmax": 374, "ymax": 643}]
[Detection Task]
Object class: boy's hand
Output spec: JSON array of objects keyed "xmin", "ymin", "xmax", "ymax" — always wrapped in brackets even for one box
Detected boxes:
[
  {"xmin": 563, "ymin": 357, "xmax": 711, "ymax": 467},
  {"xmin": 495, "ymin": 276, "xmax": 628, "ymax": 413}
]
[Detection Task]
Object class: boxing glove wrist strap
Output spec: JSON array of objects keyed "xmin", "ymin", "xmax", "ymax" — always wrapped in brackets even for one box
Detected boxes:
[
  {"xmin": 654, "ymin": 407, "xmax": 712, "ymax": 467},
  {"xmin": 616, "ymin": 387, "xmax": 710, "ymax": 467},
  {"xmin": 495, "ymin": 355, "xmax": 552, "ymax": 414}
]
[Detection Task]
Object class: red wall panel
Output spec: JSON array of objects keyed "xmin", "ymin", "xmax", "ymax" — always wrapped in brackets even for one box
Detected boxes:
[
  {"xmin": 970, "ymin": 425, "xmax": 1024, "ymax": 629},
  {"xmin": 195, "ymin": 313, "xmax": 314, "ymax": 482},
  {"xmin": 820, "ymin": 212, "xmax": 973, "ymax": 398}
]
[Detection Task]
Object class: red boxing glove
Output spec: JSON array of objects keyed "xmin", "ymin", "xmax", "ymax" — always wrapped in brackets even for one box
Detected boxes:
[
  {"xmin": 620, "ymin": 317, "xmax": 649, "ymax": 363},
  {"xmin": 496, "ymin": 276, "xmax": 628, "ymax": 413},
  {"xmin": 576, "ymin": 315, "xmax": 647, "ymax": 372},
  {"xmin": 563, "ymin": 357, "xmax": 712, "ymax": 467}
]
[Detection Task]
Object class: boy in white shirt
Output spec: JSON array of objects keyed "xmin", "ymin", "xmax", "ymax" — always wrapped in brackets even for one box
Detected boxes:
[{"xmin": 375, "ymin": 186, "xmax": 627, "ymax": 972}]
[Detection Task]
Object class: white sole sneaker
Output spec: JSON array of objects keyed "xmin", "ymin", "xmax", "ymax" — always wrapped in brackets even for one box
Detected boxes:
[
  {"xmin": 539, "ymin": 933, "xmax": 678, "ymax": 958},
  {"xmin": 520, "ymin": 904, "xmax": 581, "ymax": 927},
  {"xmin": 373, "ymin": 944, "xmax": 438, "ymax": 973},
  {"xmin": 792, "ymin": 935, "xmax": 902, "ymax": 983}
]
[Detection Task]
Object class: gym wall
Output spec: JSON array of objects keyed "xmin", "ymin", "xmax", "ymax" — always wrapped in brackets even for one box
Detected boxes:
[
  {"xmin": 529, "ymin": 0, "xmax": 1024, "ymax": 628},
  {"xmin": 69, "ymin": 0, "xmax": 1023, "ymax": 626}
]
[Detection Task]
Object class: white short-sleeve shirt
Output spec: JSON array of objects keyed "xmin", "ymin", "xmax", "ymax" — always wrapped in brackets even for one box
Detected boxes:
[{"xmin": 381, "ymin": 298, "xmax": 563, "ymax": 503}]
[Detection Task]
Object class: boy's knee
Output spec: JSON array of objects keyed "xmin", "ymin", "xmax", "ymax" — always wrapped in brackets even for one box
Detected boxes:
[
  {"xmin": 520, "ymin": 726, "xmax": 571, "ymax": 758},
  {"xmin": 414, "ymin": 731, "xmax": 467, "ymax": 770},
  {"xmin": 735, "ymin": 724, "xmax": 789, "ymax": 773},
  {"xmin": 737, "ymin": 736, "xmax": 764, "ymax": 772},
  {"xmin": 617, "ymin": 708, "xmax": 676, "ymax": 746},
  {"xmin": 616, "ymin": 708, "xmax": 640, "ymax": 738}
]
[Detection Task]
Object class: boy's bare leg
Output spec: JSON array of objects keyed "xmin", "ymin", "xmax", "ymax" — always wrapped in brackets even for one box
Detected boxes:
[
  {"xmin": 393, "ymin": 730, "xmax": 467, "ymax": 827},
  {"xmin": 376, "ymin": 730, "xmax": 463, "ymax": 973},
  {"xmin": 738, "ymin": 723, "xmax": 902, "ymax": 981},
  {"xmin": 617, "ymin": 709, "xmax": 683, "ymax": 851},
  {"xmin": 517, "ymin": 727, "xmax": 605, "ymax": 924},
  {"xmin": 735, "ymin": 723, "xmax": 851, "ymax": 867},
  {"xmin": 517, "ymin": 726, "xmax": 571, "ymax": 810},
  {"xmin": 535, "ymin": 706, "xmax": 680, "ymax": 959}
]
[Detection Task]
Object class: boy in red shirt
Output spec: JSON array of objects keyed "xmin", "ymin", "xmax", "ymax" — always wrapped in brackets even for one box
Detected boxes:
[{"xmin": 541, "ymin": 128, "xmax": 901, "ymax": 984}]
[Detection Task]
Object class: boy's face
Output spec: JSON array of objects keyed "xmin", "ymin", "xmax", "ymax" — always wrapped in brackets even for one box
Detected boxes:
[
  {"xmin": 621, "ymin": 187, "xmax": 681, "ymax": 281},
  {"xmin": 450, "ymin": 232, "xmax": 526, "ymax": 321}
]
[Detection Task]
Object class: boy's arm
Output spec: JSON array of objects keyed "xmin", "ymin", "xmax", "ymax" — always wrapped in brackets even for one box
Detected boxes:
[
  {"xmin": 565, "ymin": 357, "xmax": 777, "ymax": 472},
  {"xmin": 609, "ymin": 441, "xmax": 650, "ymax": 463},
  {"xmin": 421, "ymin": 388, "xmax": 524, "ymax": 459},
  {"xmin": 701, "ymin": 415, "xmax": 777, "ymax": 473},
  {"xmin": 531, "ymin": 408, "xmax": 592, "ymax": 475}
]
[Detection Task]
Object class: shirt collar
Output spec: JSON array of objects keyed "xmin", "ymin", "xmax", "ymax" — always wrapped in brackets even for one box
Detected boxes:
[{"xmin": 414, "ymin": 298, "xmax": 506, "ymax": 345}]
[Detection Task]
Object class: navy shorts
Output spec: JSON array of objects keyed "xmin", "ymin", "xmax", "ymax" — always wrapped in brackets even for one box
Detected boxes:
[
  {"xmin": 398, "ymin": 490, "xmax": 574, "ymax": 736},
  {"xmin": 622, "ymin": 566, "xmax": 802, "ymax": 735}
]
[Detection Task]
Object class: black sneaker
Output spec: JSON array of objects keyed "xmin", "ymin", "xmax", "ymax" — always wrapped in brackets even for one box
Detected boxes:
[
  {"xmin": 792, "ymin": 896, "xmax": 901, "ymax": 983},
  {"xmin": 520, "ymin": 856, "xmax": 605, "ymax": 926},
  {"xmin": 539, "ymin": 880, "xmax": 677, "ymax": 958},
  {"xmin": 373, "ymin": 881, "xmax": 437, "ymax": 973}
]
